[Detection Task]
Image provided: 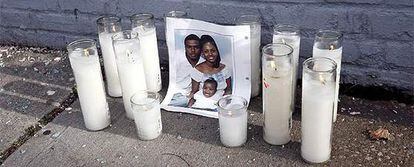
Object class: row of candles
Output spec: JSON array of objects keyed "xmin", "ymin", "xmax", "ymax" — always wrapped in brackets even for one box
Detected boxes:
[
  {"xmin": 68, "ymin": 13, "xmax": 165, "ymax": 140},
  {"xmin": 226, "ymin": 15, "xmax": 343, "ymax": 164},
  {"xmin": 66, "ymin": 11, "xmax": 343, "ymax": 164}
]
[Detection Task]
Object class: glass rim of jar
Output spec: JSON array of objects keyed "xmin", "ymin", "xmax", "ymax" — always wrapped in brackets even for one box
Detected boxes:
[
  {"xmin": 303, "ymin": 57, "xmax": 337, "ymax": 74},
  {"xmin": 236, "ymin": 14, "xmax": 261, "ymax": 25},
  {"xmin": 130, "ymin": 91, "xmax": 160, "ymax": 106},
  {"xmin": 273, "ymin": 24, "xmax": 300, "ymax": 35},
  {"xmin": 165, "ymin": 10, "xmax": 188, "ymax": 18},
  {"xmin": 217, "ymin": 95, "xmax": 248, "ymax": 114},
  {"xmin": 262, "ymin": 43, "xmax": 293, "ymax": 58},
  {"xmin": 111, "ymin": 30, "xmax": 139, "ymax": 41},
  {"xmin": 130, "ymin": 13, "xmax": 154, "ymax": 23},
  {"xmin": 96, "ymin": 16, "xmax": 121, "ymax": 25},
  {"xmin": 315, "ymin": 30, "xmax": 343, "ymax": 40},
  {"xmin": 67, "ymin": 38, "xmax": 96, "ymax": 52}
]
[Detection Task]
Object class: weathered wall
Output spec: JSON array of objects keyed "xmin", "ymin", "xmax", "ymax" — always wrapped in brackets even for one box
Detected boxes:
[{"xmin": 0, "ymin": 0, "xmax": 413, "ymax": 94}]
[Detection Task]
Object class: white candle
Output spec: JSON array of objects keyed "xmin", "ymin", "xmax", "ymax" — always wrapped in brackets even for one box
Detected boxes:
[
  {"xmin": 312, "ymin": 30, "xmax": 343, "ymax": 122},
  {"xmin": 131, "ymin": 14, "xmax": 162, "ymax": 92},
  {"xmin": 313, "ymin": 46, "xmax": 342, "ymax": 122},
  {"xmin": 262, "ymin": 43, "xmax": 293, "ymax": 145},
  {"xmin": 67, "ymin": 39, "xmax": 110, "ymax": 131},
  {"xmin": 219, "ymin": 110, "xmax": 247, "ymax": 147},
  {"xmin": 97, "ymin": 16, "xmax": 123, "ymax": 97},
  {"xmin": 237, "ymin": 15, "xmax": 261, "ymax": 97},
  {"xmin": 133, "ymin": 27, "xmax": 162, "ymax": 92},
  {"xmin": 98, "ymin": 32, "xmax": 123, "ymax": 97},
  {"xmin": 165, "ymin": 11, "xmax": 188, "ymax": 54},
  {"xmin": 262, "ymin": 70, "xmax": 292, "ymax": 145},
  {"xmin": 301, "ymin": 57, "xmax": 336, "ymax": 163},
  {"xmin": 218, "ymin": 95, "xmax": 248, "ymax": 147},
  {"xmin": 250, "ymin": 24, "xmax": 261, "ymax": 97},
  {"xmin": 113, "ymin": 31, "xmax": 147, "ymax": 119},
  {"xmin": 131, "ymin": 92, "xmax": 162, "ymax": 140},
  {"xmin": 272, "ymin": 25, "xmax": 301, "ymax": 107}
]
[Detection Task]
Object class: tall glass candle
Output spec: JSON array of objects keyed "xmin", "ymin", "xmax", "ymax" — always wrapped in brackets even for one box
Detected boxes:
[
  {"xmin": 131, "ymin": 91, "xmax": 162, "ymax": 140},
  {"xmin": 312, "ymin": 30, "xmax": 343, "ymax": 122},
  {"xmin": 67, "ymin": 39, "xmax": 110, "ymax": 131},
  {"xmin": 217, "ymin": 95, "xmax": 248, "ymax": 147},
  {"xmin": 301, "ymin": 57, "xmax": 337, "ymax": 163},
  {"xmin": 164, "ymin": 11, "xmax": 188, "ymax": 56},
  {"xmin": 112, "ymin": 31, "xmax": 147, "ymax": 119},
  {"xmin": 262, "ymin": 43, "xmax": 294, "ymax": 145},
  {"xmin": 236, "ymin": 15, "xmax": 261, "ymax": 98},
  {"xmin": 97, "ymin": 16, "xmax": 123, "ymax": 97},
  {"xmin": 273, "ymin": 24, "xmax": 301, "ymax": 109},
  {"xmin": 165, "ymin": 10, "xmax": 188, "ymax": 18},
  {"xmin": 131, "ymin": 13, "xmax": 162, "ymax": 92}
]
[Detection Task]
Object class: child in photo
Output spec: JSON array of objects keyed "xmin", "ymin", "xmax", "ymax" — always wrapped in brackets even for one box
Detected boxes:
[{"xmin": 189, "ymin": 78, "xmax": 222, "ymax": 110}]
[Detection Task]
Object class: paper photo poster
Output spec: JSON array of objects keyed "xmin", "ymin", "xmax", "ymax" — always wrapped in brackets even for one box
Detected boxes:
[{"xmin": 161, "ymin": 17, "xmax": 251, "ymax": 118}]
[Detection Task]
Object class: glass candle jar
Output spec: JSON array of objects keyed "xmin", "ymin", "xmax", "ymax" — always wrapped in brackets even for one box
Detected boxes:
[
  {"xmin": 165, "ymin": 11, "xmax": 188, "ymax": 43},
  {"xmin": 97, "ymin": 16, "xmax": 123, "ymax": 97},
  {"xmin": 312, "ymin": 30, "xmax": 343, "ymax": 122},
  {"xmin": 67, "ymin": 39, "xmax": 110, "ymax": 131},
  {"xmin": 301, "ymin": 57, "xmax": 337, "ymax": 163},
  {"xmin": 131, "ymin": 13, "xmax": 162, "ymax": 92},
  {"xmin": 165, "ymin": 11, "xmax": 188, "ymax": 18},
  {"xmin": 112, "ymin": 30, "xmax": 147, "ymax": 119},
  {"xmin": 217, "ymin": 95, "xmax": 248, "ymax": 147},
  {"xmin": 273, "ymin": 24, "xmax": 301, "ymax": 110},
  {"xmin": 131, "ymin": 91, "xmax": 162, "ymax": 140},
  {"xmin": 236, "ymin": 14, "xmax": 261, "ymax": 98},
  {"xmin": 262, "ymin": 43, "xmax": 294, "ymax": 145}
]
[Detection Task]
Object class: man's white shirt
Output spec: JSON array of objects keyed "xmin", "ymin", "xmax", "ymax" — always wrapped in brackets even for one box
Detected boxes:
[{"xmin": 175, "ymin": 56, "xmax": 204, "ymax": 95}]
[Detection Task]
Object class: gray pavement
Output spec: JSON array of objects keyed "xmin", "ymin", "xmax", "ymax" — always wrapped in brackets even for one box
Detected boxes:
[{"xmin": 0, "ymin": 46, "xmax": 413, "ymax": 166}]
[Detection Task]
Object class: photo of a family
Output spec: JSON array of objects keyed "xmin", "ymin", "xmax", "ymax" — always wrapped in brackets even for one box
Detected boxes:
[
  {"xmin": 169, "ymin": 34, "xmax": 232, "ymax": 111},
  {"xmin": 162, "ymin": 17, "xmax": 251, "ymax": 118}
]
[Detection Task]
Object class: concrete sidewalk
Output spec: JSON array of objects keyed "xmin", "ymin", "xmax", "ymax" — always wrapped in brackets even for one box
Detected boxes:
[{"xmin": 0, "ymin": 45, "xmax": 413, "ymax": 166}]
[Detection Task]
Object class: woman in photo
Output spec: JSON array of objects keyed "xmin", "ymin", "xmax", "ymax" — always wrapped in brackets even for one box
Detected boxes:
[{"xmin": 188, "ymin": 35, "xmax": 232, "ymax": 107}]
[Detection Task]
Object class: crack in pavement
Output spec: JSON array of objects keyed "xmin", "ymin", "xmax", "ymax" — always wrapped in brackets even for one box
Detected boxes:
[{"xmin": 0, "ymin": 87, "xmax": 78, "ymax": 165}]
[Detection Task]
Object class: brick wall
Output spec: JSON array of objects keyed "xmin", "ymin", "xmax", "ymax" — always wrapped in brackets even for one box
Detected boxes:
[{"xmin": 0, "ymin": 0, "xmax": 413, "ymax": 94}]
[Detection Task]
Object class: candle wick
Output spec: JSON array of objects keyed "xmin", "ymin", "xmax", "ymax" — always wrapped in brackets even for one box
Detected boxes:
[
  {"xmin": 319, "ymin": 74, "xmax": 326, "ymax": 85},
  {"xmin": 281, "ymin": 39, "xmax": 286, "ymax": 45},
  {"xmin": 270, "ymin": 61, "xmax": 277, "ymax": 71},
  {"xmin": 84, "ymin": 49, "xmax": 90, "ymax": 57},
  {"xmin": 329, "ymin": 44, "xmax": 335, "ymax": 50},
  {"xmin": 139, "ymin": 25, "xmax": 146, "ymax": 32}
]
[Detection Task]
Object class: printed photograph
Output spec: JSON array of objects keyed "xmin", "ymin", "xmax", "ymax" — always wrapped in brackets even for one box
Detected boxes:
[{"xmin": 161, "ymin": 18, "xmax": 251, "ymax": 118}]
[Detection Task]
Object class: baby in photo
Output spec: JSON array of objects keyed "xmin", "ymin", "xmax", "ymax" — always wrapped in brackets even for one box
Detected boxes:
[{"xmin": 189, "ymin": 78, "xmax": 222, "ymax": 110}]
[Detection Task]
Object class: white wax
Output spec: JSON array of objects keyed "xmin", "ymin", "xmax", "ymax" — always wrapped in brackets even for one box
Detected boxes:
[
  {"xmin": 312, "ymin": 46, "xmax": 342, "ymax": 122},
  {"xmin": 250, "ymin": 24, "xmax": 261, "ymax": 97},
  {"xmin": 133, "ymin": 102, "xmax": 162, "ymax": 140},
  {"xmin": 98, "ymin": 32, "xmax": 122, "ymax": 97},
  {"xmin": 301, "ymin": 77, "xmax": 335, "ymax": 163},
  {"xmin": 273, "ymin": 35, "xmax": 300, "ymax": 104},
  {"xmin": 219, "ymin": 104, "xmax": 247, "ymax": 147},
  {"xmin": 262, "ymin": 69, "xmax": 293, "ymax": 145},
  {"xmin": 114, "ymin": 42, "xmax": 147, "ymax": 119},
  {"xmin": 69, "ymin": 49, "xmax": 110, "ymax": 131},
  {"xmin": 132, "ymin": 27, "xmax": 162, "ymax": 92}
]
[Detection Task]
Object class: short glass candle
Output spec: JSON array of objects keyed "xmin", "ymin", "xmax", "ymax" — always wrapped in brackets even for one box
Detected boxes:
[
  {"xmin": 217, "ymin": 95, "xmax": 248, "ymax": 147},
  {"xmin": 131, "ymin": 91, "xmax": 162, "ymax": 140}
]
